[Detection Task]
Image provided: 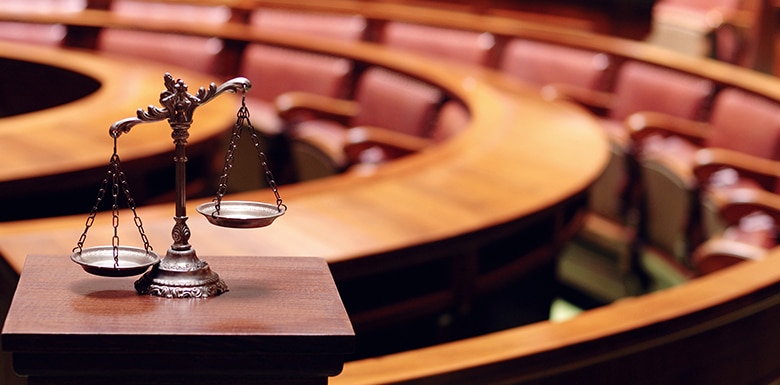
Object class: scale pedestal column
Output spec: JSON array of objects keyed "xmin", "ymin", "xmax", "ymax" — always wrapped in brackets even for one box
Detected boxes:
[
  {"xmin": 132, "ymin": 82, "xmax": 236, "ymax": 298},
  {"xmin": 135, "ymin": 213, "xmax": 228, "ymax": 297}
]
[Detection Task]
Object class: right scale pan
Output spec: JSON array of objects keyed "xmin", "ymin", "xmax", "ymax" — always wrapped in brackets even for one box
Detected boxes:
[{"xmin": 196, "ymin": 201, "xmax": 285, "ymax": 229}]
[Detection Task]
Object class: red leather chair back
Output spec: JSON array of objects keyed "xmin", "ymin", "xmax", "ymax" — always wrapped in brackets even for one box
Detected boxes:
[
  {"xmin": 351, "ymin": 67, "xmax": 444, "ymax": 137},
  {"xmin": 610, "ymin": 61, "xmax": 714, "ymax": 121},
  {"xmin": 239, "ymin": 44, "xmax": 353, "ymax": 102},
  {"xmin": 249, "ymin": 9, "xmax": 367, "ymax": 42},
  {"xmin": 97, "ymin": 30, "xmax": 225, "ymax": 75},
  {"xmin": 707, "ymin": 88, "xmax": 780, "ymax": 161},
  {"xmin": 379, "ymin": 22, "xmax": 496, "ymax": 67},
  {"xmin": 498, "ymin": 39, "xmax": 611, "ymax": 90},
  {"xmin": 110, "ymin": 0, "xmax": 232, "ymax": 23},
  {"xmin": 98, "ymin": 0, "xmax": 230, "ymax": 75},
  {"xmin": 0, "ymin": 22, "xmax": 66, "ymax": 46}
]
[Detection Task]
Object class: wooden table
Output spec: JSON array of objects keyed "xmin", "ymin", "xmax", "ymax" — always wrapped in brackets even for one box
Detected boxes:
[
  {"xmin": 0, "ymin": 41, "xmax": 237, "ymax": 220},
  {"xmin": 2, "ymin": 255, "xmax": 354, "ymax": 385}
]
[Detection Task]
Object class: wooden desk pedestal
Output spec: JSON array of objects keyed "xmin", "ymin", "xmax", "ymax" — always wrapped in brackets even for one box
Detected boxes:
[{"xmin": 2, "ymin": 255, "xmax": 354, "ymax": 385}]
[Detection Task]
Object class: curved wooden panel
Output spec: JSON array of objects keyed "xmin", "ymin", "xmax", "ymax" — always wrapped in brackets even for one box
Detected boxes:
[
  {"xmin": 0, "ymin": 41, "xmax": 234, "ymax": 181},
  {"xmin": 0, "ymin": 41, "xmax": 237, "ymax": 219},
  {"xmin": 334, "ymin": 247, "xmax": 780, "ymax": 384}
]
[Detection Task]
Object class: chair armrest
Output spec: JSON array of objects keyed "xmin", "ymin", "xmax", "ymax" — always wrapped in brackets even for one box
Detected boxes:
[
  {"xmin": 344, "ymin": 126, "xmax": 433, "ymax": 163},
  {"xmin": 275, "ymin": 91, "xmax": 360, "ymax": 123},
  {"xmin": 627, "ymin": 111, "xmax": 710, "ymax": 145},
  {"xmin": 710, "ymin": 187, "xmax": 780, "ymax": 227},
  {"xmin": 694, "ymin": 148, "xmax": 780, "ymax": 191},
  {"xmin": 692, "ymin": 237, "xmax": 769, "ymax": 275},
  {"xmin": 541, "ymin": 83, "xmax": 614, "ymax": 115}
]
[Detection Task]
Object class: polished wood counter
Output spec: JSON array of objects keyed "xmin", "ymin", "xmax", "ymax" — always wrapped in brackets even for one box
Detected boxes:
[
  {"xmin": 0, "ymin": 41, "xmax": 237, "ymax": 220},
  {"xmin": 3, "ymin": 255, "xmax": 354, "ymax": 385}
]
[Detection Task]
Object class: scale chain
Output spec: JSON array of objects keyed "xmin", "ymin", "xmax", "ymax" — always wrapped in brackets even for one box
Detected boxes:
[
  {"xmin": 248, "ymin": 119, "xmax": 285, "ymax": 210},
  {"xmin": 117, "ymin": 161, "xmax": 153, "ymax": 253},
  {"xmin": 111, "ymin": 154, "xmax": 121, "ymax": 269},
  {"xmin": 213, "ymin": 92, "xmax": 285, "ymax": 214},
  {"xmin": 72, "ymin": 138, "xmax": 154, "ymax": 268},
  {"xmin": 213, "ymin": 107, "xmax": 244, "ymax": 215}
]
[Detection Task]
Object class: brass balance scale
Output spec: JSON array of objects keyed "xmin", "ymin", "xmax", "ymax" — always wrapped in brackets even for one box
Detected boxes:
[{"xmin": 70, "ymin": 73, "xmax": 286, "ymax": 298}]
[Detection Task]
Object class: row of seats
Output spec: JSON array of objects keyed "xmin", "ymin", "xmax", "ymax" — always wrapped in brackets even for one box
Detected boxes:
[
  {"xmin": 555, "ymin": 56, "xmax": 780, "ymax": 300},
  {"xmin": 4, "ymin": 0, "xmax": 776, "ymax": 71}
]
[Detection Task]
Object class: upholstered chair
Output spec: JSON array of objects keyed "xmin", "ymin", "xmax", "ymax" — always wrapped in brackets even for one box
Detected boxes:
[
  {"xmin": 343, "ymin": 99, "xmax": 470, "ymax": 168},
  {"xmin": 238, "ymin": 44, "xmax": 354, "ymax": 136},
  {"xmin": 276, "ymin": 67, "xmax": 445, "ymax": 181},
  {"xmin": 233, "ymin": 8, "xmax": 367, "ymax": 188},
  {"xmin": 205, "ymin": 44, "xmax": 355, "ymax": 190}
]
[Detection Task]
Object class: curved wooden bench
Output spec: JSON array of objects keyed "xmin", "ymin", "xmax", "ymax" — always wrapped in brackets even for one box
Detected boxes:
[
  {"xmin": 334, "ymin": 245, "xmax": 780, "ymax": 384},
  {"xmin": 0, "ymin": 41, "xmax": 237, "ymax": 220}
]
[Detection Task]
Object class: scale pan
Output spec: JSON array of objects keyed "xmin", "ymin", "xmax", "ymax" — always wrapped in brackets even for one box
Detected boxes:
[
  {"xmin": 196, "ymin": 201, "xmax": 285, "ymax": 228},
  {"xmin": 71, "ymin": 246, "xmax": 161, "ymax": 277}
]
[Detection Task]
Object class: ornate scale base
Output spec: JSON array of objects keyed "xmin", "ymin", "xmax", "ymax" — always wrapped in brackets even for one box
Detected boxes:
[
  {"xmin": 134, "ymin": 262, "xmax": 228, "ymax": 298},
  {"xmin": 135, "ymin": 240, "xmax": 228, "ymax": 298}
]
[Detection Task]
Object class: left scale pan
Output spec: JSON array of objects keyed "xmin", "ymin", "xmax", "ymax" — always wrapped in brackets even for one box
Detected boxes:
[{"xmin": 71, "ymin": 246, "xmax": 160, "ymax": 277}]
